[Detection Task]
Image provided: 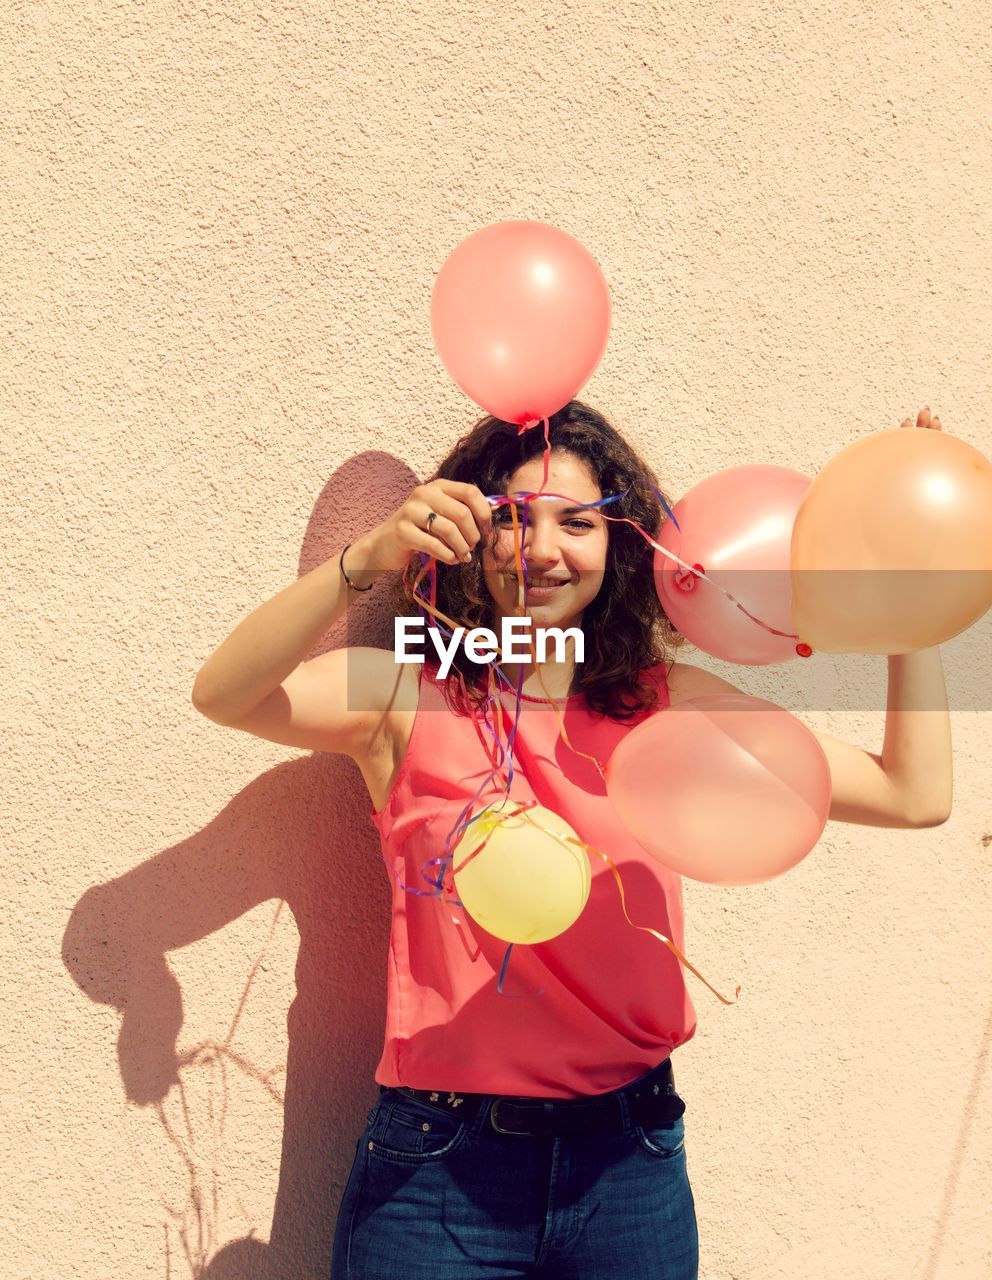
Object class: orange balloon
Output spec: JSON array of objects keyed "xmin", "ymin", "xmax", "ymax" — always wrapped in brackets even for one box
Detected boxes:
[
  {"xmin": 605, "ymin": 695, "xmax": 832, "ymax": 886},
  {"xmin": 791, "ymin": 429, "xmax": 992, "ymax": 653}
]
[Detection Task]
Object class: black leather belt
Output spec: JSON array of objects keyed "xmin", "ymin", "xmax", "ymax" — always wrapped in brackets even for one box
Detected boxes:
[{"xmin": 387, "ymin": 1056, "xmax": 684, "ymax": 1137}]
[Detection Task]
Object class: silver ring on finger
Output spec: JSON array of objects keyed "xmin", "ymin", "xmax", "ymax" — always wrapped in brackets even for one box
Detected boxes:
[{"xmin": 424, "ymin": 511, "xmax": 438, "ymax": 533}]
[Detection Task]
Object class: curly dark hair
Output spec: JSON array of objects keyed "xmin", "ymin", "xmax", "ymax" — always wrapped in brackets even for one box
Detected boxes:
[{"xmin": 386, "ymin": 399, "xmax": 685, "ymax": 720}]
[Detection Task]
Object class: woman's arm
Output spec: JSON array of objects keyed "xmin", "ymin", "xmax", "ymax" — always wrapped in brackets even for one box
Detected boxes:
[
  {"xmin": 191, "ymin": 530, "xmax": 388, "ymax": 722},
  {"xmin": 879, "ymin": 645, "xmax": 953, "ymax": 820},
  {"xmin": 819, "ymin": 404, "xmax": 952, "ymax": 825},
  {"xmin": 670, "ymin": 658, "xmax": 951, "ymax": 829},
  {"xmin": 810, "ymin": 645, "xmax": 952, "ymax": 828},
  {"xmin": 191, "ymin": 477, "xmax": 490, "ymax": 721}
]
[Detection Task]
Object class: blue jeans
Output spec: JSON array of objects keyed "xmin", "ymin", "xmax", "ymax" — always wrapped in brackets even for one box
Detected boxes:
[{"xmin": 330, "ymin": 1062, "xmax": 699, "ymax": 1279}]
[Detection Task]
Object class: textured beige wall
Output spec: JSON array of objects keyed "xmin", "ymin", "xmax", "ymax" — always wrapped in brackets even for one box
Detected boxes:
[{"xmin": 4, "ymin": 1, "xmax": 991, "ymax": 1277}]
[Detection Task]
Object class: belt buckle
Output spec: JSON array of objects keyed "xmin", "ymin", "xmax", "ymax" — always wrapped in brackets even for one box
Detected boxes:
[{"xmin": 490, "ymin": 1097, "xmax": 538, "ymax": 1136}]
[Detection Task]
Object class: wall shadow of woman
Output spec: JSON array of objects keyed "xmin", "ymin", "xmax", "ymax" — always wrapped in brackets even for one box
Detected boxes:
[{"xmin": 62, "ymin": 450, "xmax": 420, "ymax": 1279}]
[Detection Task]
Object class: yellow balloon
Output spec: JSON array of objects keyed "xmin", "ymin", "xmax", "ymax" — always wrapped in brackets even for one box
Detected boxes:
[
  {"xmin": 451, "ymin": 803, "xmax": 590, "ymax": 944},
  {"xmin": 791, "ymin": 428, "xmax": 992, "ymax": 652}
]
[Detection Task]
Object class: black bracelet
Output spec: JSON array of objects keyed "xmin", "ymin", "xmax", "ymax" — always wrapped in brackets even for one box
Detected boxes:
[{"xmin": 340, "ymin": 543, "xmax": 375, "ymax": 592}]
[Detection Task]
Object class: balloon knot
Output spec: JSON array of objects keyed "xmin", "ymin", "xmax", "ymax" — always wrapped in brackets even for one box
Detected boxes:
[{"xmin": 674, "ymin": 563, "xmax": 705, "ymax": 592}]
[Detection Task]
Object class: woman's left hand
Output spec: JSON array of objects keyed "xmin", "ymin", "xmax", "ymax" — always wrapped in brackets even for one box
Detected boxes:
[{"xmin": 899, "ymin": 406, "xmax": 943, "ymax": 431}]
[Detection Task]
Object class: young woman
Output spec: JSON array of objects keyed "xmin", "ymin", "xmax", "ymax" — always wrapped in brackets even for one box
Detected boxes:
[{"xmin": 192, "ymin": 400, "xmax": 950, "ymax": 1280}]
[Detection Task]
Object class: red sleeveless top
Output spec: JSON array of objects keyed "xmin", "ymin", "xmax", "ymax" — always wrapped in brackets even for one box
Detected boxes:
[{"xmin": 368, "ymin": 657, "xmax": 698, "ymax": 1098}]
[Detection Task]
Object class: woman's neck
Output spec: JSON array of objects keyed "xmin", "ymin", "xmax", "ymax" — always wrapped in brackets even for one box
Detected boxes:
[
  {"xmin": 492, "ymin": 636, "xmax": 583, "ymax": 699},
  {"xmin": 496, "ymin": 659, "xmax": 575, "ymax": 698},
  {"xmin": 484, "ymin": 611, "xmax": 585, "ymax": 698}
]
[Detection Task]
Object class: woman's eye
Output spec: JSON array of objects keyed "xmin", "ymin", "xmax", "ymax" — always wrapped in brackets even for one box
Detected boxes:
[{"xmin": 493, "ymin": 510, "xmax": 593, "ymax": 530}]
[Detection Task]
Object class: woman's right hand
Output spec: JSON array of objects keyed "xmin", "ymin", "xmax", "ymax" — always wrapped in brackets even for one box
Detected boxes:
[{"xmin": 363, "ymin": 479, "xmax": 494, "ymax": 572}]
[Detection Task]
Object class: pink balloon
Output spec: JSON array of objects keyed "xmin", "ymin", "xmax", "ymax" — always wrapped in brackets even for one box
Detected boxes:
[
  {"xmin": 431, "ymin": 221, "xmax": 611, "ymax": 424},
  {"xmin": 605, "ymin": 695, "xmax": 832, "ymax": 886},
  {"xmin": 653, "ymin": 465, "xmax": 812, "ymax": 665}
]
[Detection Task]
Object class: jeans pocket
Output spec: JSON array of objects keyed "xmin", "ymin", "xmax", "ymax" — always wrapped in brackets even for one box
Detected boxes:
[
  {"xmin": 367, "ymin": 1091, "xmax": 468, "ymax": 1165},
  {"xmin": 635, "ymin": 1110, "xmax": 686, "ymax": 1159}
]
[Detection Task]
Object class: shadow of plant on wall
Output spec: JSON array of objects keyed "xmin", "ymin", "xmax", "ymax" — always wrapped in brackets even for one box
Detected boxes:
[{"xmin": 120, "ymin": 904, "xmax": 288, "ymax": 1277}]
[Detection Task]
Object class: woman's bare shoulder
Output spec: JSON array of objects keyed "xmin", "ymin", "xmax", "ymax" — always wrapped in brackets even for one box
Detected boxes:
[
  {"xmin": 193, "ymin": 645, "xmax": 421, "ymax": 759},
  {"xmin": 665, "ymin": 659, "xmax": 749, "ymax": 707}
]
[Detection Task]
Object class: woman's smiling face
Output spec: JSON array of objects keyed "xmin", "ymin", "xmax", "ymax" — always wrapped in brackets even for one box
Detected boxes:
[{"xmin": 481, "ymin": 449, "xmax": 609, "ymax": 633}]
